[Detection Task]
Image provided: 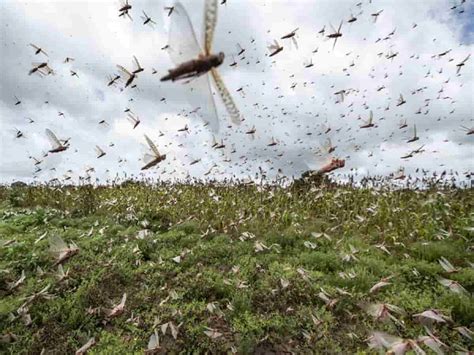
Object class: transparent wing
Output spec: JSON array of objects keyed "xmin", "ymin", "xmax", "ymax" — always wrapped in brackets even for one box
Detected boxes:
[
  {"xmin": 133, "ymin": 56, "xmax": 141, "ymax": 69},
  {"xmin": 268, "ymin": 40, "xmax": 280, "ymax": 51},
  {"xmin": 45, "ymin": 129, "xmax": 61, "ymax": 148},
  {"xmin": 369, "ymin": 332, "xmax": 402, "ymax": 349},
  {"xmin": 291, "ymin": 37, "xmax": 299, "ymax": 50},
  {"xmin": 167, "ymin": 2, "xmax": 219, "ymax": 132},
  {"xmin": 324, "ymin": 138, "xmax": 332, "ymax": 153},
  {"xmin": 167, "ymin": 2, "xmax": 202, "ymax": 65},
  {"xmin": 184, "ymin": 74, "xmax": 220, "ymax": 132},
  {"xmin": 127, "ymin": 113, "xmax": 138, "ymax": 124},
  {"xmin": 144, "ymin": 134, "xmax": 160, "ymax": 156},
  {"xmin": 119, "ymin": 293, "xmax": 127, "ymax": 307},
  {"xmin": 147, "ymin": 330, "xmax": 160, "ymax": 350},
  {"xmin": 204, "ymin": 0, "xmax": 218, "ymax": 55},
  {"xmin": 143, "ymin": 153, "xmax": 157, "ymax": 164},
  {"xmin": 211, "ymin": 68, "xmax": 242, "ymax": 125},
  {"xmin": 49, "ymin": 235, "xmax": 68, "ymax": 253},
  {"xmin": 365, "ymin": 303, "xmax": 382, "ymax": 317},
  {"xmin": 117, "ymin": 65, "xmax": 132, "ymax": 78}
]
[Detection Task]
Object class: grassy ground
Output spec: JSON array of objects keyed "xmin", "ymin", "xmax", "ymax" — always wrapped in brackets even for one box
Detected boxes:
[{"xmin": 0, "ymin": 183, "xmax": 473, "ymax": 354}]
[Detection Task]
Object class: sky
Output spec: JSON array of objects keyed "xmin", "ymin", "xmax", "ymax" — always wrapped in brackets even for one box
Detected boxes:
[{"xmin": 0, "ymin": 0, "xmax": 473, "ymax": 184}]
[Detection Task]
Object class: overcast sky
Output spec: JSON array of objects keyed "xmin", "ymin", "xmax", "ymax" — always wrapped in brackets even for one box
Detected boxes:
[{"xmin": 0, "ymin": 0, "xmax": 473, "ymax": 184}]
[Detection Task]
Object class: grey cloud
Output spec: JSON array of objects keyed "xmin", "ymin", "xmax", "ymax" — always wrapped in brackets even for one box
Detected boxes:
[{"xmin": 0, "ymin": 0, "xmax": 473, "ymax": 184}]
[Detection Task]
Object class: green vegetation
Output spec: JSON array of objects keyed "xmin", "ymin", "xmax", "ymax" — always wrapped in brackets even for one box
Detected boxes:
[{"xmin": 0, "ymin": 184, "xmax": 473, "ymax": 353}]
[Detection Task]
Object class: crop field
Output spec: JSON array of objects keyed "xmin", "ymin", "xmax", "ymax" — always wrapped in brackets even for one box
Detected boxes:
[{"xmin": 0, "ymin": 183, "xmax": 473, "ymax": 354}]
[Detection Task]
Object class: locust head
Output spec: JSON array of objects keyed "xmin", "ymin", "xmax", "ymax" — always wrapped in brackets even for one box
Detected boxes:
[{"xmin": 212, "ymin": 52, "xmax": 225, "ymax": 67}]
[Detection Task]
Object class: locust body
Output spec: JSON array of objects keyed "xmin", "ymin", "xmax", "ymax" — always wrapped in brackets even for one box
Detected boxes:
[{"xmin": 161, "ymin": 53, "xmax": 224, "ymax": 81}]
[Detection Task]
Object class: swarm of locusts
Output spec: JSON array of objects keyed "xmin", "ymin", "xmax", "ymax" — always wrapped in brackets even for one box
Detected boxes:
[{"xmin": 1, "ymin": 178, "xmax": 473, "ymax": 353}]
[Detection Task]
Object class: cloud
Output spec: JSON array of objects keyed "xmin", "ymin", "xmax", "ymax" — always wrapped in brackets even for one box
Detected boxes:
[{"xmin": 0, "ymin": 0, "xmax": 472, "ymax": 184}]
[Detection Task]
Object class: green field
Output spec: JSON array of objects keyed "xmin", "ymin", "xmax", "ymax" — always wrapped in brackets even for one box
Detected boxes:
[{"xmin": 1, "ymin": 183, "xmax": 473, "ymax": 353}]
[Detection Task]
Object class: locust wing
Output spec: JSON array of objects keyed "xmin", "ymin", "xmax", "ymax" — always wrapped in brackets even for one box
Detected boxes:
[
  {"xmin": 203, "ymin": 0, "xmax": 218, "ymax": 55},
  {"xmin": 127, "ymin": 113, "xmax": 139, "ymax": 124},
  {"xmin": 461, "ymin": 54, "xmax": 470, "ymax": 64},
  {"xmin": 30, "ymin": 43, "xmax": 48, "ymax": 56},
  {"xmin": 45, "ymin": 129, "xmax": 61, "ymax": 149},
  {"xmin": 133, "ymin": 56, "xmax": 141, "ymax": 70},
  {"xmin": 167, "ymin": 2, "xmax": 220, "ymax": 132},
  {"xmin": 323, "ymin": 138, "xmax": 334, "ymax": 154},
  {"xmin": 49, "ymin": 235, "xmax": 68, "ymax": 255},
  {"xmin": 189, "ymin": 75, "xmax": 220, "ymax": 132},
  {"xmin": 147, "ymin": 329, "xmax": 160, "ymax": 352},
  {"xmin": 211, "ymin": 68, "xmax": 242, "ymax": 125},
  {"xmin": 167, "ymin": 2, "xmax": 202, "ymax": 65},
  {"xmin": 292, "ymin": 37, "xmax": 299, "ymax": 50},
  {"xmin": 95, "ymin": 145, "xmax": 105, "ymax": 156},
  {"xmin": 368, "ymin": 332, "xmax": 403, "ymax": 350},
  {"xmin": 143, "ymin": 153, "xmax": 157, "ymax": 164},
  {"xmin": 144, "ymin": 134, "xmax": 160, "ymax": 156},
  {"xmin": 117, "ymin": 65, "xmax": 133, "ymax": 79},
  {"xmin": 268, "ymin": 40, "xmax": 280, "ymax": 51}
]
